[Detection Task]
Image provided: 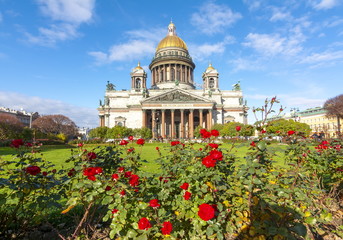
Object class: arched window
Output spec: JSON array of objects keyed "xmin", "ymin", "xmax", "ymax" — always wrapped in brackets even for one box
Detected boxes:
[
  {"xmin": 160, "ymin": 70, "xmax": 164, "ymax": 81},
  {"xmin": 209, "ymin": 78, "xmax": 215, "ymax": 88},
  {"xmin": 171, "ymin": 68, "xmax": 175, "ymax": 81},
  {"xmin": 135, "ymin": 78, "xmax": 141, "ymax": 89},
  {"xmin": 177, "ymin": 70, "xmax": 180, "ymax": 81}
]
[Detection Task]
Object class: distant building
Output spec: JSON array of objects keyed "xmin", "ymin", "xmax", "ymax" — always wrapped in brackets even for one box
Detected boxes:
[
  {"xmin": 298, "ymin": 107, "xmax": 339, "ymax": 138},
  {"xmin": 98, "ymin": 22, "xmax": 248, "ymax": 139},
  {"xmin": 268, "ymin": 107, "xmax": 339, "ymax": 138},
  {"xmin": 0, "ymin": 107, "xmax": 39, "ymax": 127},
  {"xmin": 78, "ymin": 127, "xmax": 91, "ymax": 140}
]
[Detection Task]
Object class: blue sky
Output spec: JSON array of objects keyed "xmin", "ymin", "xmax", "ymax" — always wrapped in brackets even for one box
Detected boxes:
[{"xmin": 1, "ymin": 0, "xmax": 342, "ymax": 128}]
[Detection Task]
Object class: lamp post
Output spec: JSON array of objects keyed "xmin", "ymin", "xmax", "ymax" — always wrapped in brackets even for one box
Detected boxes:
[{"xmin": 291, "ymin": 108, "xmax": 299, "ymax": 121}]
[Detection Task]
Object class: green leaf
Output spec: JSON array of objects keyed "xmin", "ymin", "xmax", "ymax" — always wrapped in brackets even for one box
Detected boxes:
[
  {"xmin": 305, "ymin": 217, "xmax": 317, "ymax": 225},
  {"xmin": 102, "ymin": 195, "xmax": 113, "ymax": 205},
  {"xmin": 291, "ymin": 223, "xmax": 307, "ymax": 237},
  {"xmin": 127, "ymin": 229, "xmax": 138, "ymax": 238},
  {"xmin": 110, "ymin": 229, "xmax": 116, "ymax": 239},
  {"xmin": 136, "ymin": 234, "xmax": 148, "ymax": 240},
  {"xmin": 206, "ymin": 226, "xmax": 213, "ymax": 237}
]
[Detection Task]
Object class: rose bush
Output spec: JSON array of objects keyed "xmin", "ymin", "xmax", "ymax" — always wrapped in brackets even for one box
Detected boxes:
[{"xmin": 0, "ymin": 98, "xmax": 342, "ymax": 239}]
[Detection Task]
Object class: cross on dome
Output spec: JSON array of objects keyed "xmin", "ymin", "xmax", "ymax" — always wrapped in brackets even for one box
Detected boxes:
[{"xmin": 168, "ymin": 21, "xmax": 176, "ymax": 36}]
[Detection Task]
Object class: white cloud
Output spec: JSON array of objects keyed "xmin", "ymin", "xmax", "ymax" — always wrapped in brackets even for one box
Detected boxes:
[
  {"xmin": 189, "ymin": 36, "xmax": 234, "ymax": 61},
  {"xmin": 243, "ymin": 33, "xmax": 303, "ymax": 57},
  {"xmin": 230, "ymin": 57, "xmax": 264, "ymax": 72},
  {"xmin": 270, "ymin": 8, "xmax": 291, "ymax": 22},
  {"xmin": 312, "ymin": 0, "xmax": 339, "ymax": 10},
  {"xmin": 191, "ymin": 2, "xmax": 241, "ymax": 35},
  {"xmin": 89, "ymin": 28, "xmax": 165, "ymax": 64},
  {"xmin": 0, "ymin": 91, "xmax": 98, "ymax": 128},
  {"xmin": 37, "ymin": 0, "xmax": 94, "ymax": 23},
  {"xmin": 25, "ymin": 0, "xmax": 95, "ymax": 46},
  {"xmin": 25, "ymin": 23, "xmax": 79, "ymax": 46},
  {"xmin": 242, "ymin": 0, "xmax": 262, "ymax": 11},
  {"xmin": 300, "ymin": 50, "xmax": 343, "ymax": 64},
  {"xmin": 279, "ymin": 95, "xmax": 325, "ymax": 108}
]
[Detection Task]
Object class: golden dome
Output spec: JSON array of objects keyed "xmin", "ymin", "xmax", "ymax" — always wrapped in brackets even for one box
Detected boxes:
[
  {"xmin": 156, "ymin": 35, "xmax": 188, "ymax": 51},
  {"xmin": 135, "ymin": 61, "xmax": 143, "ymax": 70},
  {"xmin": 206, "ymin": 63, "xmax": 215, "ymax": 70}
]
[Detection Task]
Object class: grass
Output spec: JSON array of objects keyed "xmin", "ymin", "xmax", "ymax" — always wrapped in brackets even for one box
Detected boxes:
[{"xmin": 0, "ymin": 141, "xmax": 288, "ymax": 173}]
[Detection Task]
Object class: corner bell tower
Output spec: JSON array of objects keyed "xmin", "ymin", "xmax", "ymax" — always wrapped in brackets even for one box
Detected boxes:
[{"xmin": 130, "ymin": 62, "xmax": 147, "ymax": 91}]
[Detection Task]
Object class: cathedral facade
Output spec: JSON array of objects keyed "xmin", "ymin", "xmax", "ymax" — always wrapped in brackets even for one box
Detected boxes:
[{"xmin": 98, "ymin": 22, "xmax": 248, "ymax": 139}]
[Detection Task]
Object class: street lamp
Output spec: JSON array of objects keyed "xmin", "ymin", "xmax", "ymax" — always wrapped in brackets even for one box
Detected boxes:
[{"xmin": 290, "ymin": 108, "xmax": 299, "ymax": 121}]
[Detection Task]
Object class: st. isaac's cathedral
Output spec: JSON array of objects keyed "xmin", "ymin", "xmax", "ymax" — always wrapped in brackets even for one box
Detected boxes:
[{"xmin": 98, "ymin": 22, "xmax": 248, "ymax": 139}]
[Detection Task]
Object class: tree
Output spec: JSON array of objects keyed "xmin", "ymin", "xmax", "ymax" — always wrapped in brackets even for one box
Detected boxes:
[
  {"xmin": 221, "ymin": 122, "xmax": 254, "ymax": 137},
  {"xmin": 324, "ymin": 94, "xmax": 343, "ymax": 136},
  {"xmin": 0, "ymin": 114, "xmax": 24, "ymax": 140},
  {"xmin": 106, "ymin": 126, "xmax": 133, "ymax": 139},
  {"xmin": 32, "ymin": 115, "xmax": 78, "ymax": 137},
  {"xmin": 266, "ymin": 119, "xmax": 311, "ymax": 137},
  {"xmin": 88, "ymin": 126, "xmax": 109, "ymax": 139}
]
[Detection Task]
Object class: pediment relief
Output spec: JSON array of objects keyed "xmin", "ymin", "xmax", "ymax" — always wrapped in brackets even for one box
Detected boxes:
[{"xmin": 142, "ymin": 89, "xmax": 211, "ymax": 103}]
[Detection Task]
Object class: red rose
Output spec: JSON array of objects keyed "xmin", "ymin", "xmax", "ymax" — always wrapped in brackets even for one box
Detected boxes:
[
  {"xmin": 138, "ymin": 217, "xmax": 151, "ymax": 230},
  {"xmin": 77, "ymin": 143, "xmax": 84, "ymax": 147},
  {"xmin": 68, "ymin": 168, "xmax": 75, "ymax": 176},
  {"xmin": 11, "ymin": 139, "xmax": 24, "ymax": 148},
  {"xmin": 83, "ymin": 167, "xmax": 102, "ymax": 181},
  {"xmin": 124, "ymin": 171, "xmax": 132, "ymax": 178},
  {"xmin": 118, "ymin": 167, "xmax": 125, "ymax": 173},
  {"xmin": 136, "ymin": 138, "xmax": 145, "ymax": 145},
  {"xmin": 171, "ymin": 141, "xmax": 181, "ymax": 146},
  {"xmin": 161, "ymin": 221, "xmax": 173, "ymax": 235},
  {"xmin": 119, "ymin": 140, "xmax": 129, "ymax": 145},
  {"xmin": 209, "ymin": 149, "xmax": 223, "ymax": 161},
  {"xmin": 159, "ymin": 176, "xmax": 169, "ymax": 183},
  {"xmin": 149, "ymin": 199, "xmax": 160, "ymax": 208},
  {"xmin": 128, "ymin": 136, "xmax": 134, "ymax": 141},
  {"xmin": 26, "ymin": 166, "xmax": 41, "ymax": 176},
  {"xmin": 180, "ymin": 182, "xmax": 189, "ymax": 190},
  {"xmin": 202, "ymin": 156, "xmax": 216, "ymax": 168},
  {"xmin": 127, "ymin": 147, "xmax": 135, "ymax": 153},
  {"xmin": 120, "ymin": 190, "xmax": 126, "ymax": 196},
  {"xmin": 87, "ymin": 152, "xmax": 97, "ymax": 160},
  {"xmin": 129, "ymin": 174, "xmax": 139, "ymax": 186},
  {"xmin": 200, "ymin": 128, "xmax": 208, "ymax": 135},
  {"xmin": 198, "ymin": 203, "xmax": 215, "ymax": 221},
  {"xmin": 156, "ymin": 147, "xmax": 159, "ymax": 150},
  {"xmin": 200, "ymin": 129, "xmax": 211, "ymax": 138},
  {"xmin": 25, "ymin": 142, "xmax": 33, "ymax": 147},
  {"xmin": 112, "ymin": 209, "xmax": 119, "ymax": 214},
  {"xmin": 261, "ymin": 129, "xmax": 266, "ymax": 134},
  {"xmin": 42, "ymin": 171, "xmax": 48, "ymax": 176},
  {"xmin": 211, "ymin": 129, "xmax": 219, "ymax": 137},
  {"xmin": 184, "ymin": 191, "xmax": 191, "ymax": 200},
  {"xmin": 112, "ymin": 173, "xmax": 119, "ymax": 180},
  {"xmin": 250, "ymin": 141, "xmax": 256, "ymax": 147},
  {"xmin": 288, "ymin": 130, "xmax": 295, "ymax": 135},
  {"xmin": 105, "ymin": 186, "xmax": 112, "ymax": 191},
  {"xmin": 88, "ymin": 175, "xmax": 96, "ymax": 181},
  {"xmin": 208, "ymin": 143, "xmax": 218, "ymax": 149},
  {"xmin": 94, "ymin": 167, "xmax": 102, "ymax": 174},
  {"xmin": 236, "ymin": 126, "xmax": 241, "ymax": 131}
]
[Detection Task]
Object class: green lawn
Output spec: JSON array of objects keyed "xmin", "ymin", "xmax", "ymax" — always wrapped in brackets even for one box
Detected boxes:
[{"xmin": 0, "ymin": 142, "xmax": 288, "ymax": 173}]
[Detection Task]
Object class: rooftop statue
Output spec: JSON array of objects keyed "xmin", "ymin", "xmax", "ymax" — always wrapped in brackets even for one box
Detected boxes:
[
  {"xmin": 232, "ymin": 81, "xmax": 241, "ymax": 91},
  {"xmin": 106, "ymin": 81, "xmax": 115, "ymax": 91}
]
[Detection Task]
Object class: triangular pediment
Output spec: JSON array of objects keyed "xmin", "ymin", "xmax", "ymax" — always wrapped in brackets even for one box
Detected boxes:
[{"xmin": 141, "ymin": 88, "xmax": 212, "ymax": 103}]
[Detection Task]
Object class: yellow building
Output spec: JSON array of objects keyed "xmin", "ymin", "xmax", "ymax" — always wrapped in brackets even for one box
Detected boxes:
[{"xmin": 298, "ymin": 107, "xmax": 339, "ymax": 138}]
